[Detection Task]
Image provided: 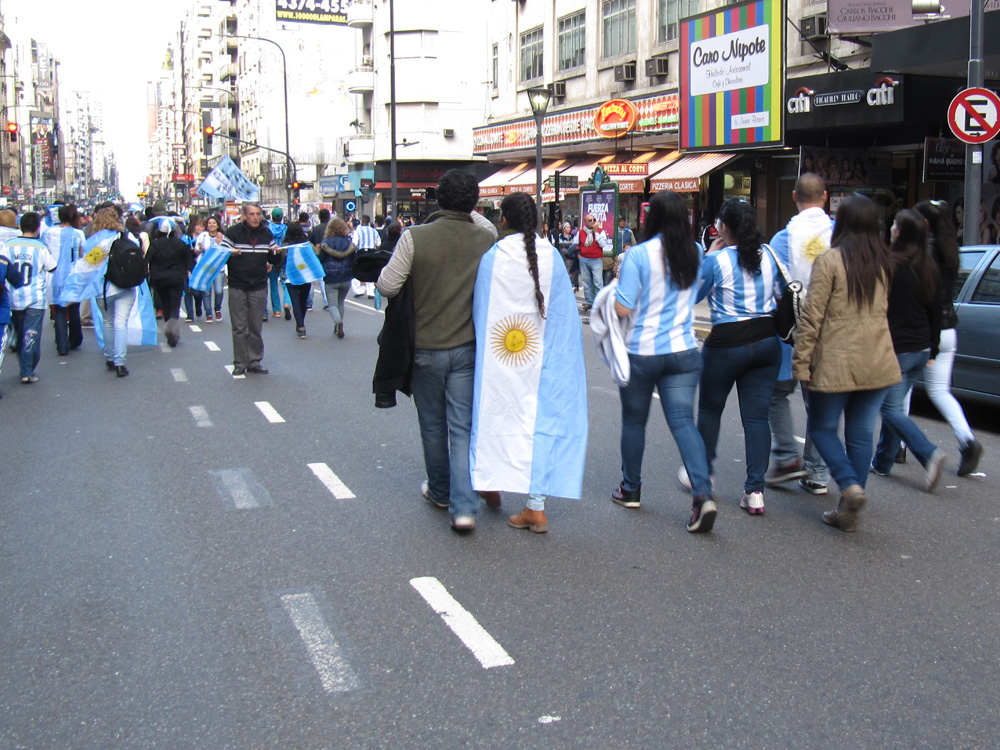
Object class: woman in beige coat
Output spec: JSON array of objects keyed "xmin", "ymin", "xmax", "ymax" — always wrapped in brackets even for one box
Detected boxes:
[{"xmin": 792, "ymin": 195, "xmax": 900, "ymax": 532}]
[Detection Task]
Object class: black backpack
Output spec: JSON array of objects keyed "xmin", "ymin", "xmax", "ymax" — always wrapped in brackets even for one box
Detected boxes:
[{"xmin": 105, "ymin": 232, "xmax": 146, "ymax": 289}]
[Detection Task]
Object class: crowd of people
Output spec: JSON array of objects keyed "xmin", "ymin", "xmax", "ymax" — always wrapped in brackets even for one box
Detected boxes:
[{"xmin": 0, "ymin": 170, "xmax": 987, "ymax": 536}]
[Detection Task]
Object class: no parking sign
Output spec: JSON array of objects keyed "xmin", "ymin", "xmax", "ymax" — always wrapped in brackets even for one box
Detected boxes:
[{"xmin": 948, "ymin": 87, "xmax": 1000, "ymax": 145}]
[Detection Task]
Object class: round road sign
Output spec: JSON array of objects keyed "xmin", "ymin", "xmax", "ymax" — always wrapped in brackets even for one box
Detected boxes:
[
  {"xmin": 1, "ymin": 185, "xmax": 10, "ymax": 196},
  {"xmin": 948, "ymin": 87, "xmax": 1000, "ymax": 145}
]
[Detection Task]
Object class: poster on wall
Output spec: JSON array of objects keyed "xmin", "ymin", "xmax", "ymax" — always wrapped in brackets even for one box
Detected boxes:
[
  {"xmin": 799, "ymin": 146, "xmax": 892, "ymax": 189},
  {"xmin": 579, "ymin": 172, "xmax": 619, "ymax": 254},
  {"xmin": 679, "ymin": 0, "xmax": 784, "ymax": 152},
  {"xmin": 948, "ymin": 182, "xmax": 1000, "ymax": 244},
  {"xmin": 828, "ymin": 0, "xmax": 1000, "ymax": 35}
]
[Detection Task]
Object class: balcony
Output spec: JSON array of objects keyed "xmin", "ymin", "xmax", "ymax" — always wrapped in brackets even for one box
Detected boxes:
[
  {"xmin": 347, "ymin": 64, "xmax": 374, "ymax": 94},
  {"xmin": 219, "ymin": 62, "xmax": 237, "ymax": 82},
  {"xmin": 347, "ymin": 0, "xmax": 373, "ymax": 28},
  {"xmin": 347, "ymin": 134, "xmax": 375, "ymax": 164}
]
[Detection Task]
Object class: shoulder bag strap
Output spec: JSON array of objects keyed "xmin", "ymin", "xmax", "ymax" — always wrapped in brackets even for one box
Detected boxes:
[{"xmin": 762, "ymin": 243, "xmax": 791, "ymax": 285}]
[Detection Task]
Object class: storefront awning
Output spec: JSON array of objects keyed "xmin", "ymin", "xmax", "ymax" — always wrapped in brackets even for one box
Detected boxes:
[
  {"xmin": 477, "ymin": 162, "xmax": 534, "ymax": 197},
  {"xmin": 649, "ymin": 153, "xmax": 737, "ymax": 193},
  {"xmin": 553, "ymin": 150, "xmax": 681, "ymax": 194},
  {"xmin": 503, "ymin": 158, "xmax": 582, "ymax": 196}
]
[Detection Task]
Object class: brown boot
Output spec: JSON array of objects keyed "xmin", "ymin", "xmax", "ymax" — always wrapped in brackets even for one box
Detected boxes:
[
  {"xmin": 509, "ymin": 507, "xmax": 547, "ymax": 533},
  {"xmin": 478, "ymin": 491, "xmax": 501, "ymax": 510},
  {"xmin": 822, "ymin": 484, "xmax": 866, "ymax": 532}
]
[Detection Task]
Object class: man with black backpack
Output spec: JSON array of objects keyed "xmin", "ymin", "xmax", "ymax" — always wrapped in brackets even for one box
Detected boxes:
[{"xmin": 221, "ymin": 203, "xmax": 283, "ymax": 376}]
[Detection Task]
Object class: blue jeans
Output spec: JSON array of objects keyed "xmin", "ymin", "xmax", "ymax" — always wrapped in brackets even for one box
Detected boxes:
[
  {"xmin": 769, "ymin": 379, "xmax": 829, "ymax": 483},
  {"xmin": 872, "ymin": 350, "xmax": 938, "ymax": 473},
  {"xmin": 412, "ymin": 342, "xmax": 477, "ymax": 518},
  {"xmin": 100, "ymin": 288, "xmax": 136, "ymax": 366},
  {"xmin": 619, "ymin": 349, "xmax": 713, "ymax": 498},
  {"xmin": 324, "ymin": 281, "xmax": 350, "ymax": 327},
  {"xmin": 203, "ymin": 273, "xmax": 225, "ymax": 314},
  {"xmin": 699, "ymin": 337, "xmax": 782, "ymax": 493},
  {"xmin": 807, "ymin": 387, "xmax": 888, "ymax": 491},
  {"xmin": 53, "ymin": 303, "xmax": 83, "ymax": 355},
  {"xmin": 11, "ymin": 307, "xmax": 44, "ymax": 378},
  {"xmin": 267, "ymin": 269, "xmax": 290, "ymax": 314},
  {"xmin": 579, "ymin": 256, "xmax": 604, "ymax": 306}
]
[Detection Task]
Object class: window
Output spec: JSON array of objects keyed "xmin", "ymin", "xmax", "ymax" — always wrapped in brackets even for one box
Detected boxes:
[
  {"xmin": 520, "ymin": 27, "xmax": 543, "ymax": 82},
  {"xmin": 603, "ymin": 0, "xmax": 636, "ymax": 58},
  {"xmin": 492, "ymin": 43, "xmax": 499, "ymax": 89},
  {"xmin": 971, "ymin": 255, "xmax": 1000, "ymax": 304},
  {"xmin": 557, "ymin": 11, "xmax": 586, "ymax": 71},
  {"xmin": 658, "ymin": 0, "xmax": 699, "ymax": 43}
]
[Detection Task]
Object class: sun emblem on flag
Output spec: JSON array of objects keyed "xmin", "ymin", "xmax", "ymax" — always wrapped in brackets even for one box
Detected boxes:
[
  {"xmin": 490, "ymin": 315, "xmax": 539, "ymax": 367},
  {"xmin": 803, "ymin": 235, "xmax": 829, "ymax": 261},
  {"xmin": 82, "ymin": 245, "xmax": 108, "ymax": 268}
]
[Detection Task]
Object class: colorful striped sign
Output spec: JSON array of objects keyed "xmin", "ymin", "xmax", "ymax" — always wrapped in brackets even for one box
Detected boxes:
[{"xmin": 680, "ymin": 0, "xmax": 784, "ymax": 152}]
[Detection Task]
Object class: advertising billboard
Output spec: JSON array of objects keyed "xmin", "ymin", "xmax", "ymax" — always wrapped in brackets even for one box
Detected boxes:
[
  {"xmin": 275, "ymin": 0, "xmax": 352, "ymax": 26},
  {"xmin": 679, "ymin": 0, "xmax": 784, "ymax": 152},
  {"xmin": 828, "ymin": 0, "xmax": 1000, "ymax": 35}
]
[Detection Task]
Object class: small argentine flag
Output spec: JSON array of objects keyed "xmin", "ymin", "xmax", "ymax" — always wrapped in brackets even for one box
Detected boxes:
[
  {"xmin": 470, "ymin": 233, "xmax": 588, "ymax": 499},
  {"xmin": 283, "ymin": 242, "xmax": 324, "ymax": 286},
  {"xmin": 189, "ymin": 242, "xmax": 231, "ymax": 292},
  {"xmin": 56, "ymin": 229, "xmax": 117, "ymax": 305}
]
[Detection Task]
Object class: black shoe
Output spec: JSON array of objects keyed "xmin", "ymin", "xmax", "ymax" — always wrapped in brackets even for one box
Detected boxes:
[
  {"xmin": 232, "ymin": 366, "xmax": 247, "ymax": 376},
  {"xmin": 115, "ymin": 365, "xmax": 129, "ymax": 378},
  {"xmin": 106, "ymin": 360, "xmax": 115, "ymax": 371},
  {"xmin": 687, "ymin": 495, "xmax": 718, "ymax": 533},
  {"xmin": 247, "ymin": 365, "xmax": 269, "ymax": 375},
  {"xmin": 611, "ymin": 482, "xmax": 641, "ymax": 508},
  {"xmin": 894, "ymin": 445, "xmax": 907, "ymax": 464},
  {"xmin": 957, "ymin": 440, "xmax": 983, "ymax": 477},
  {"xmin": 284, "ymin": 306, "xmax": 291, "ymax": 320}
]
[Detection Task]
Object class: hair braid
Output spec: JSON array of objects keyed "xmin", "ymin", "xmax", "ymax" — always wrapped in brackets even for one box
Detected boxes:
[{"xmin": 500, "ymin": 192, "xmax": 546, "ymax": 318}]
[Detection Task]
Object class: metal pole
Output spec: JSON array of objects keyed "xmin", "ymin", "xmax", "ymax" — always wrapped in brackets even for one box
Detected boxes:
[
  {"xmin": 963, "ymin": 0, "xmax": 984, "ymax": 246},
  {"xmin": 534, "ymin": 112, "xmax": 544, "ymax": 226},
  {"xmin": 389, "ymin": 0, "xmax": 398, "ymax": 221}
]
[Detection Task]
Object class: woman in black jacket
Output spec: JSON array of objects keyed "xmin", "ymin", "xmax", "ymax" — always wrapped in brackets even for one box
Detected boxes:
[{"xmin": 146, "ymin": 218, "xmax": 194, "ymax": 347}]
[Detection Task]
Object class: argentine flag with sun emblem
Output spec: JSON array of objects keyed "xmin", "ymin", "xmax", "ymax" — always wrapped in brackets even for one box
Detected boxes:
[
  {"xmin": 470, "ymin": 233, "xmax": 587, "ymax": 499},
  {"xmin": 56, "ymin": 229, "xmax": 118, "ymax": 305}
]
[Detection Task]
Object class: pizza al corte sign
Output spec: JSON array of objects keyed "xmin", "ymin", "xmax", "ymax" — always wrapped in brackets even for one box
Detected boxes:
[{"xmin": 594, "ymin": 99, "xmax": 639, "ymax": 139}]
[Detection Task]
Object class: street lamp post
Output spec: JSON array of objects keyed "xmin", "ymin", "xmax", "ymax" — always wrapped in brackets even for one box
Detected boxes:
[
  {"xmin": 527, "ymin": 87, "xmax": 552, "ymax": 228},
  {"xmin": 224, "ymin": 34, "xmax": 291, "ymax": 217},
  {"xmin": 389, "ymin": 0, "xmax": 398, "ymax": 221}
]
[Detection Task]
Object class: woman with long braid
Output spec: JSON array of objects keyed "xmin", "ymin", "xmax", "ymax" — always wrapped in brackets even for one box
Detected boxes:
[{"xmin": 470, "ymin": 192, "xmax": 587, "ymax": 533}]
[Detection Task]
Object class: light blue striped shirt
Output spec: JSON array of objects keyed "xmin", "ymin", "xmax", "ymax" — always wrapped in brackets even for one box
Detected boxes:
[
  {"xmin": 1, "ymin": 237, "xmax": 57, "ymax": 310},
  {"xmin": 352, "ymin": 224, "xmax": 380, "ymax": 250},
  {"xmin": 615, "ymin": 236, "xmax": 699, "ymax": 356},
  {"xmin": 697, "ymin": 245, "xmax": 781, "ymax": 325}
]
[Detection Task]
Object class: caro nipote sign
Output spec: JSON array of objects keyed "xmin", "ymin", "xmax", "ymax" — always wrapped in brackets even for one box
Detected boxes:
[{"xmin": 473, "ymin": 93, "xmax": 679, "ymax": 155}]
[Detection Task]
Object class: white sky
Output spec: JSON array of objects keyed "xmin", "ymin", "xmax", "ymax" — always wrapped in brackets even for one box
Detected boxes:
[{"xmin": 5, "ymin": 0, "xmax": 190, "ymax": 201}]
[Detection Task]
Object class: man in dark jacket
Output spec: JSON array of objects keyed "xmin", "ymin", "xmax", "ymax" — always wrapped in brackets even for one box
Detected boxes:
[{"xmin": 221, "ymin": 203, "xmax": 282, "ymax": 375}]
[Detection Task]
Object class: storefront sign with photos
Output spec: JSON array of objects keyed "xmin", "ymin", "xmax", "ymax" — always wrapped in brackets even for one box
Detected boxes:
[
  {"xmin": 580, "ymin": 170, "xmax": 620, "ymax": 253},
  {"xmin": 828, "ymin": 0, "xmax": 999, "ymax": 35},
  {"xmin": 799, "ymin": 146, "xmax": 892, "ymax": 189},
  {"xmin": 680, "ymin": 0, "xmax": 784, "ymax": 152}
]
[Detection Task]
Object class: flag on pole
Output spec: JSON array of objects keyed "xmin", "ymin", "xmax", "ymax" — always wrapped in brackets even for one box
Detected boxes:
[
  {"xmin": 55, "ymin": 229, "xmax": 117, "ymax": 305},
  {"xmin": 196, "ymin": 155, "xmax": 260, "ymax": 202},
  {"xmin": 470, "ymin": 234, "xmax": 588, "ymax": 499},
  {"xmin": 188, "ymin": 242, "xmax": 231, "ymax": 292},
  {"xmin": 283, "ymin": 242, "xmax": 324, "ymax": 285}
]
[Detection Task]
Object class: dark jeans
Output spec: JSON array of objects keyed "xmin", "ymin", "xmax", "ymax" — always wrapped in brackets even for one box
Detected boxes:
[
  {"xmin": 183, "ymin": 285, "xmax": 204, "ymax": 319},
  {"xmin": 699, "ymin": 337, "xmax": 782, "ymax": 493},
  {"xmin": 288, "ymin": 283, "xmax": 311, "ymax": 329},
  {"xmin": 11, "ymin": 307, "xmax": 44, "ymax": 378},
  {"xmin": 619, "ymin": 349, "xmax": 713, "ymax": 498},
  {"xmin": 154, "ymin": 282, "xmax": 185, "ymax": 322},
  {"xmin": 53, "ymin": 303, "xmax": 83, "ymax": 355},
  {"xmin": 808, "ymin": 387, "xmax": 888, "ymax": 491},
  {"xmin": 872, "ymin": 350, "xmax": 939, "ymax": 473}
]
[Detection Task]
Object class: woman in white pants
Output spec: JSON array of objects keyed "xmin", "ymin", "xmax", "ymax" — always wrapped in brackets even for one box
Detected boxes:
[{"xmin": 914, "ymin": 200, "xmax": 983, "ymax": 476}]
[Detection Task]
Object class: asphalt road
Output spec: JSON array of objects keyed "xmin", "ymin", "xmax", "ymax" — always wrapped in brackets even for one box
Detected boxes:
[{"xmin": 1, "ymin": 288, "xmax": 997, "ymax": 749}]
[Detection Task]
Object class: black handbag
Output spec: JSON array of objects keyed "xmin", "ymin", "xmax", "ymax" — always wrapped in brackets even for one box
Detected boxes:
[{"xmin": 764, "ymin": 244, "xmax": 802, "ymax": 344}]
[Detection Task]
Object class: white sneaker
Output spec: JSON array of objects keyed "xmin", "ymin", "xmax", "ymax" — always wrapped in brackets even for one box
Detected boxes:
[
  {"xmin": 677, "ymin": 466, "xmax": 715, "ymax": 492},
  {"xmin": 740, "ymin": 491, "xmax": 765, "ymax": 515}
]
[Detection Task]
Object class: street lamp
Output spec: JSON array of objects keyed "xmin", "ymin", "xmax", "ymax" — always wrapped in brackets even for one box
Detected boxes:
[
  {"xmin": 527, "ymin": 86, "xmax": 551, "ymax": 227},
  {"xmin": 223, "ymin": 33, "xmax": 291, "ymax": 218}
]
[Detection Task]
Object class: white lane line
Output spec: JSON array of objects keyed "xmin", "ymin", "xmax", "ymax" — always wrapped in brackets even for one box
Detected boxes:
[
  {"xmin": 307, "ymin": 463, "xmax": 356, "ymax": 499},
  {"xmin": 224, "ymin": 365, "xmax": 246, "ymax": 379},
  {"xmin": 171, "ymin": 368, "xmax": 188, "ymax": 383},
  {"xmin": 190, "ymin": 325, "xmax": 202, "ymax": 332},
  {"xmin": 190, "ymin": 405, "xmax": 213, "ymax": 428},
  {"xmin": 346, "ymin": 299, "xmax": 384, "ymax": 316},
  {"xmin": 204, "ymin": 341, "xmax": 221, "ymax": 351},
  {"xmin": 159, "ymin": 343, "xmax": 172, "ymax": 353},
  {"xmin": 255, "ymin": 401, "xmax": 286, "ymax": 423},
  {"xmin": 208, "ymin": 468, "xmax": 271, "ymax": 509},
  {"xmin": 281, "ymin": 593, "xmax": 360, "ymax": 693},
  {"xmin": 409, "ymin": 577, "xmax": 514, "ymax": 669}
]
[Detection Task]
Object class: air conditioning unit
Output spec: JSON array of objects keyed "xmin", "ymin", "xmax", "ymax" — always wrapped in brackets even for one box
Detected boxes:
[
  {"xmin": 645, "ymin": 57, "xmax": 669, "ymax": 77},
  {"xmin": 442, "ymin": 128, "xmax": 455, "ymax": 138},
  {"xmin": 614, "ymin": 62, "xmax": 637, "ymax": 83},
  {"xmin": 550, "ymin": 81, "xmax": 566, "ymax": 98},
  {"xmin": 801, "ymin": 14, "xmax": 828, "ymax": 40}
]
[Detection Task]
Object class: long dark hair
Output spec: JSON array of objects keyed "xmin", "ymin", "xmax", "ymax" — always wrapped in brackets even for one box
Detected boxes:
[
  {"xmin": 914, "ymin": 200, "xmax": 960, "ymax": 274},
  {"xmin": 641, "ymin": 190, "xmax": 699, "ymax": 289},
  {"xmin": 890, "ymin": 209, "xmax": 936, "ymax": 304},
  {"xmin": 284, "ymin": 221, "xmax": 308, "ymax": 245},
  {"xmin": 830, "ymin": 194, "xmax": 894, "ymax": 308},
  {"xmin": 500, "ymin": 192, "xmax": 545, "ymax": 318},
  {"xmin": 718, "ymin": 198, "xmax": 763, "ymax": 274}
]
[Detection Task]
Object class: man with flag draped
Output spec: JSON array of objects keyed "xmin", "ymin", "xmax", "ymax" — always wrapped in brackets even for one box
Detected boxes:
[{"xmin": 42, "ymin": 204, "xmax": 87, "ymax": 355}]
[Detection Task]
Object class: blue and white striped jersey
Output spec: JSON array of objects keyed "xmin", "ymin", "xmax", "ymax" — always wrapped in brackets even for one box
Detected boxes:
[
  {"xmin": 615, "ymin": 236, "xmax": 700, "ymax": 356},
  {"xmin": 352, "ymin": 224, "xmax": 380, "ymax": 250},
  {"xmin": 697, "ymin": 245, "xmax": 781, "ymax": 325},
  {"xmin": 1, "ymin": 237, "xmax": 57, "ymax": 310}
]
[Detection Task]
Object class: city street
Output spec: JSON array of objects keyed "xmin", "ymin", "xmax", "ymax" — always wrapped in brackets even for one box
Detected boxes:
[{"xmin": 1, "ymin": 293, "xmax": 997, "ymax": 749}]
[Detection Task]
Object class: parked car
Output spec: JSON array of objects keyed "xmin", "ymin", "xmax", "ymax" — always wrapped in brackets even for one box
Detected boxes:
[{"xmin": 918, "ymin": 245, "xmax": 1000, "ymax": 406}]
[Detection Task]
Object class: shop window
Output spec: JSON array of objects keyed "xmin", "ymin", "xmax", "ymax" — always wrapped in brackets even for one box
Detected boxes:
[
  {"xmin": 492, "ymin": 43, "xmax": 499, "ymax": 90},
  {"xmin": 658, "ymin": 0, "xmax": 699, "ymax": 44},
  {"xmin": 558, "ymin": 11, "xmax": 586, "ymax": 71},
  {"xmin": 602, "ymin": 0, "xmax": 636, "ymax": 59},
  {"xmin": 520, "ymin": 27, "xmax": 543, "ymax": 83},
  {"xmin": 723, "ymin": 171, "xmax": 752, "ymax": 199}
]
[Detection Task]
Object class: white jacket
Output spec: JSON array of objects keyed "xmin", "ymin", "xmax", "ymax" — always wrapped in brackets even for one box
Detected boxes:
[{"xmin": 589, "ymin": 280, "xmax": 634, "ymax": 387}]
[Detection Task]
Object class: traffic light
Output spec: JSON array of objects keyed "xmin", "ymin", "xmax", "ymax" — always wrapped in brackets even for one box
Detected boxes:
[
  {"xmin": 292, "ymin": 181, "xmax": 301, "ymax": 206},
  {"xmin": 202, "ymin": 111, "xmax": 214, "ymax": 152},
  {"xmin": 6, "ymin": 122, "xmax": 16, "ymax": 142}
]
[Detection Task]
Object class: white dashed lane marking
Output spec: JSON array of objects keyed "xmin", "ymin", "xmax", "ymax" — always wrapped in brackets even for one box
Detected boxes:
[
  {"xmin": 307, "ymin": 463, "xmax": 356, "ymax": 499},
  {"xmin": 224, "ymin": 365, "xmax": 246, "ymax": 379},
  {"xmin": 410, "ymin": 577, "xmax": 514, "ymax": 669},
  {"xmin": 208, "ymin": 468, "xmax": 273, "ymax": 509},
  {"xmin": 281, "ymin": 592, "xmax": 360, "ymax": 694},
  {"xmin": 189, "ymin": 405, "xmax": 213, "ymax": 427},
  {"xmin": 255, "ymin": 401, "xmax": 285, "ymax": 423},
  {"xmin": 190, "ymin": 325, "xmax": 202, "ymax": 332},
  {"xmin": 204, "ymin": 341, "xmax": 221, "ymax": 351},
  {"xmin": 159, "ymin": 343, "xmax": 172, "ymax": 353},
  {"xmin": 171, "ymin": 368, "xmax": 188, "ymax": 383}
]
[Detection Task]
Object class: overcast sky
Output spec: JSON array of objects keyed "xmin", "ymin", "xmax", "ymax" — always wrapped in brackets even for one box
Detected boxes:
[{"xmin": 5, "ymin": 0, "xmax": 189, "ymax": 200}]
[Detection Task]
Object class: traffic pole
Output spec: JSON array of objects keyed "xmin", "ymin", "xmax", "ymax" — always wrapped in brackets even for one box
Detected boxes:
[{"xmin": 964, "ymin": 0, "xmax": 984, "ymax": 246}]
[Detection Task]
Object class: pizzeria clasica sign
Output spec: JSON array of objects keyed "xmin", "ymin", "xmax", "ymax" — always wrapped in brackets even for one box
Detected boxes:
[{"xmin": 594, "ymin": 99, "xmax": 639, "ymax": 139}]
